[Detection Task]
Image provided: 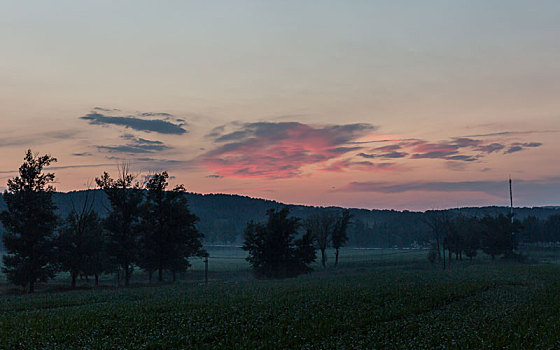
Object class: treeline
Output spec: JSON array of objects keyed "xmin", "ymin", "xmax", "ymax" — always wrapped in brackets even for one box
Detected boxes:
[
  {"xmin": 424, "ymin": 210, "xmax": 525, "ymax": 265},
  {"xmin": 518, "ymin": 215, "xmax": 560, "ymax": 243},
  {"xmin": 1, "ymin": 151, "xmax": 205, "ymax": 293},
  {"xmin": 351, "ymin": 211, "xmax": 560, "ymax": 249},
  {"xmin": 4, "ymin": 193, "xmax": 558, "ymax": 249}
]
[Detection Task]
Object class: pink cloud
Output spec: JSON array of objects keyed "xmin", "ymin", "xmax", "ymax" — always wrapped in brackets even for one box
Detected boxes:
[
  {"xmin": 408, "ymin": 141, "xmax": 459, "ymax": 154},
  {"xmin": 198, "ymin": 122, "xmax": 545, "ymax": 178},
  {"xmin": 319, "ymin": 159, "xmax": 402, "ymax": 173},
  {"xmin": 200, "ymin": 122, "xmax": 377, "ymax": 178}
]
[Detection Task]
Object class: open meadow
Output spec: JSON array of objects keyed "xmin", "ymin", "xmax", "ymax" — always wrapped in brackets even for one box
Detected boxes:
[{"xmin": 2, "ymin": 247, "xmax": 560, "ymax": 349}]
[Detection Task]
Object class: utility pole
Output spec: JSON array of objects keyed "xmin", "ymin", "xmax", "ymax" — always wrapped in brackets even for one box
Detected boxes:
[
  {"xmin": 509, "ymin": 176, "xmax": 513, "ymax": 221},
  {"xmin": 509, "ymin": 176, "xmax": 516, "ymax": 254}
]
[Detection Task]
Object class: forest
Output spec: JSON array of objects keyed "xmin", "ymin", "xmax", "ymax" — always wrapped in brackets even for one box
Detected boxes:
[
  {"xmin": 1, "ymin": 190, "xmax": 559, "ymax": 248},
  {"xmin": 0, "ymin": 189, "xmax": 560, "ymax": 248}
]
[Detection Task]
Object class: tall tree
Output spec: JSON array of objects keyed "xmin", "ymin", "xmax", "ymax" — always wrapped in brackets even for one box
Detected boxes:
[
  {"xmin": 96, "ymin": 164, "xmax": 143, "ymax": 287},
  {"xmin": 480, "ymin": 213, "xmax": 521, "ymax": 260},
  {"xmin": 306, "ymin": 212, "xmax": 336, "ymax": 268},
  {"xmin": 423, "ymin": 210, "xmax": 449, "ymax": 262},
  {"xmin": 57, "ymin": 190, "xmax": 104, "ymax": 288},
  {"xmin": 456, "ymin": 215, "xmax": 481, "ymax": 262},
  {"xmin": 166, "ymin": 185, "xmax": 206, "ymax": 282},
  {"xmin": 139, "ymin": 172, "xmax": 205, "ymax": 282},
  {"xmin": 0, "ymin": 150, "xmax": 58, "ymax": 293},
  {"xmin": 84, "ymin": 217, "xmax": 108, "ymax": 287},
  {"xmin": 332, "ymin": 210, "xmax": 352, "ymax": 266},
  {"xmin": 137, "ymin": 173, "xmax": 168, "ymax": 282},
  {"xmin": 243, "ymin": 207, "xmax": 316, "ymax": 278},
  {"xmin": 445, "ymin": 219, "xmax": 463, "ymax": 261}
]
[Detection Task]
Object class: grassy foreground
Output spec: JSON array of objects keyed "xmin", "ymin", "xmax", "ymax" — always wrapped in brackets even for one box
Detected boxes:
[{"xmin": 1, "ymin": 249, "xmax": 560, "ymax": 349}]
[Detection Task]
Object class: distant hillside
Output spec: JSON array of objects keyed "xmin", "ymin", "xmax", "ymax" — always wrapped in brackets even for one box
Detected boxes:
[{"xmin": 1, "ymin": 190, "xmax": 559, "ymax": 248}]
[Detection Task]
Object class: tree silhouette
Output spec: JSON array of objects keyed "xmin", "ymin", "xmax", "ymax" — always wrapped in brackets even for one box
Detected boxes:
[
  {"xmin": 57, "ymin": 190, "xmax": 104, "ymax": 288},
  {"xmin": 456, "ymin": 215, "xmax": 481, "ymax": 262},
  {"xmin": 305, "ymin": 212, "xmax": 336, "ymax": 268},
  {"xmin": 423, "ymin": 210, "xmax": 449, "ymax": 263},
  {"xmin": 139, "ymin": 172, "xmax": 205, "ymax": 282},
  {"xmin": 0, "ymin": 150, "xmax": 58, "ymax": 292},
  {"xmin": 96, "ymin": 164, "xmax": 143, "ymax": 287},
  {"xmin": 243, "ymin": 207, "xmax": 316, "ymax": 278},
  {"xmin": 480, "ymin": 214, "xmax": 521, "ymax": 260},
  {"xmin": 445, "ymin": 219, "xmax": 463, "ymax": 261},
  {"xmin": 332, "ymin": 210, "xmax": 352, "ymax": 266}
]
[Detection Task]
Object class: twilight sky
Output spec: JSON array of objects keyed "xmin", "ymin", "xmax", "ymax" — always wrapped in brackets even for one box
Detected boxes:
[{"xmin": 1, "ymin": 0, "xmax": 559, "ymax": 210}]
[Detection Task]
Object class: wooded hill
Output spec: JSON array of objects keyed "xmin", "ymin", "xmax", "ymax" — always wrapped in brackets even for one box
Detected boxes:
[{"xmin": 1, "ymin": 190, "xmax": 559, "ymax": 248}]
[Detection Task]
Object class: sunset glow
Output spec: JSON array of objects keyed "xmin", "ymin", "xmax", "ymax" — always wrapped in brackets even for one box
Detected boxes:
[{"xmin": 1, "ymin": 1, "xmax": 559, "ymax": 210}]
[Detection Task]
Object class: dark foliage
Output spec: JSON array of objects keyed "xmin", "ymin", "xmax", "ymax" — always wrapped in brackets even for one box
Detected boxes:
[
  {"xmin": 243, "ymin": 207, "xmax": 316, "ymax": 278},
  {"xmin": 423, "ymin": 210, "xmax": 450, "ymax": 260},
  {"xmin": 457, "ymin": 216, "xmax": 482, "ymax": 261},
  {"xmin": 332, "ymin": 210, "xmax": 353, "ymax": 266},
  {"xmin": 519, "ymin": 214, "xmax": 560, "ymax": 244},
  {"xmin": 480, "ymin": 214, "xmax": 522, "ymax": 260},
  {"xmin": 0, "ymin": 150, "xmax": 59, "ymax": 292},
  {"xmin": 2, "ymin": 190, "xmax": 559, "ymax": 251},
  {"xmin": 423, "ymin": 212, "xmax": 525, "ymax": 264},
  {"xmin": 305, "ymin": 212, "xmax": 336, "ymax": 268},
  {"xmin": 57, "ymin": 195, "xmax": 105, "ymax": 288},
  {"xmin": 95, "ymin": 165, "xmax": 144, "ymax": 287},
  {"xmin": 139, "ymin": 172, "xmax": 205, "ymax": 282}
]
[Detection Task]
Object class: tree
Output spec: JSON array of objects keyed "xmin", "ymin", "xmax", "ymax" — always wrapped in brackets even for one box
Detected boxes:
[
  {"xmin": 456, "ymin": 215, "xmax": 481, "ymax": 262},
  {"xmin": 543, "ymin": 215, "xmax": 560, "ymax": 243},
  {"xmin": 305, "ymin": 212, "xmax": 336, "ymax": 268},
  {"xmin": 480, "ymin": 214, "xmax": 522, "ymax": 260},
  {"xmin": 139, "ymin": 172, "xmax": 205, "ymax": 282},
  {"xmin": 57, "ymin": 190, "xmax": 105, "ymax": 288},
  {"xmin": 445, "ymin": 219, "xmax": 463, "ymax": 261},
  {"xmin": 423, "ymin": 210, "xmax": 450, "ymax": 264},
  {"xmin": 96, "ymin": 164, "xmax": 143, "ymax": 287},
  {"xmin": 137, "ymin": 172, "xmax": 167, "ymax": 282},
  {"xmin": 167, "ymin": 184, "xmax": 206, "ymax": 282},
  {"xmin": 243, "ymin": 207, "xmax": 316, "ymax": 278},
  {"xmin": 332, "ymin": 210, "xmax": 352, "ymax": 266},
  {"xmin": 0, "ymin": 150, "xmax": 59, "ymax": 292}
]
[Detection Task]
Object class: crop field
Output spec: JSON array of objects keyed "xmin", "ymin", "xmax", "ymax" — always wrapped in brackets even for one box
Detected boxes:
[{"xmin": 1, "ymin": 248, "xmax": 560, "ymax": 349}]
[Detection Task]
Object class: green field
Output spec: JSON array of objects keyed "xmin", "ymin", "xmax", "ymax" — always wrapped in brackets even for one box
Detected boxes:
[{"xmin": 2, "ymin": 248, "xmax": 560, "ymax": 349}]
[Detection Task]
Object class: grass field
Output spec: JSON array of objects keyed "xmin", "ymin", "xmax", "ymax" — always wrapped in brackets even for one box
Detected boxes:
[{"xmin": 2, "ymin": 248, "xmax": 560, "ymax": 349}]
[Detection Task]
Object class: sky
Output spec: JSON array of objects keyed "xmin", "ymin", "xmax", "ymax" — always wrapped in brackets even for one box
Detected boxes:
[{"xmin": 1, "ymin": 0, "xmax": 559, "ymax": 210}]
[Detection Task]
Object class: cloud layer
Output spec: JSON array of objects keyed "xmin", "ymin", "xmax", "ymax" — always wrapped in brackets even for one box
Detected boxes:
[
  {"xmin": 73, "ymin": 108, "xmax": 548, "ymax": 184},
  {"xmin": 339, "ymin": 180, "xmax": 509, "ymax": 194},
  {"xmin": 200, "ymin": 122, "xmax": 377, "ymax": 178},
  {"xmin": 80, "ymin": 112, "xmax": 187, "ymax": 135},
  {"xmin": 97, "ymin": 134, "xmax": 170, "ymax": 154},
  {"xmin": 356, "ymin": 136, "xmax": 543, "ymax": 163},
  {"xmin": 196, "ymin": 121, "xmax": 548, "ymax": 179},
  {"xmin": 337, "ymin": 178, "xmax": 560, "ymax": 199}
]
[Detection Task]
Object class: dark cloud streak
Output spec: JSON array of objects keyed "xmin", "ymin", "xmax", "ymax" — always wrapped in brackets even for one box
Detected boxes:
[{"xmin": 81, "ymin": 112, "xmax": 187, "ymax": 135}]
